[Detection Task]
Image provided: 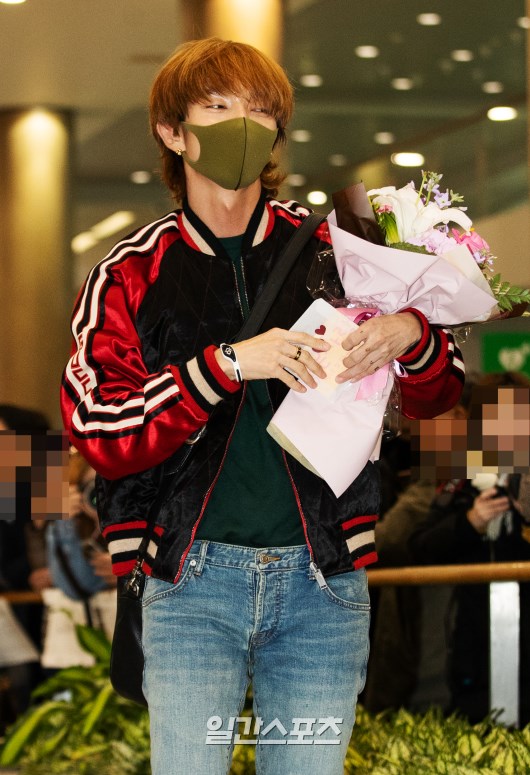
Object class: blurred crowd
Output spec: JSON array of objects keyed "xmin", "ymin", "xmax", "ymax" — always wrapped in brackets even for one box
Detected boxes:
[
  {"xmin": 0, "ymin": 404, "xmax": 116, "ymax": 734},
  {"xmin": 1, "ymin": 369, "xmax": 530, "ymax": 731}
]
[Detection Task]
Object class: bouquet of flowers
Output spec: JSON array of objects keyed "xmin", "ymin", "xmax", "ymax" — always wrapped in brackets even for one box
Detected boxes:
[
  {"xmin": 267, "ymin": 173, "xmax": 529, "ymax": 498},
  {"xmin": 326, "ymin": 171, "xmax": 530, "ymax": 323}
]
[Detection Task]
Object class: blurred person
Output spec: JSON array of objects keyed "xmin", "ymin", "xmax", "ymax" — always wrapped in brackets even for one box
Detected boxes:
[
  {"xmin": 363, "ymin": 379, "xmax": 474, "ymax": 714},
  {"xmin": 408, "ymin": 373, "xmax": 530, "ymax": 724},
  {"xmin": 0, "ymin": 404, "xmax": 52, "ymax": 725},
  {"xmin": 514, "ymin": 472, "xmax": 530, "ymax": 521},
  {"xmin": 41, "ymin": 451, "xmax": 117, "ymax": 670},
  {"xmin": 61, "ymin": 38, "xmax": 464, "ymax": 775},
  {"xmin": 46, "ymin": 449, "xmax": 115, "ymax": 606}
]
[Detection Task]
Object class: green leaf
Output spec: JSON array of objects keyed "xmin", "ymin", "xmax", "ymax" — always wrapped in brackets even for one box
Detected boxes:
[
  {"xmin": 82, "ymin": 682, "xmax": 115, "ymax": 737},
  {"xmin": 75, "ymin": 624, "xmax": 112, "ymax": 663},
  {"xmin": 488, "ymin": 276, "xmax": 530, "ymax": 312},
  {"xmin": 38, "ymin": 725, "xmax": 70, "ymax": 757},
  {"xmin": 31, "ymin": 667, "xmax": 100, "ymax": 700},
  {"xmin": 0, "ymin": 701, "xmax": 68, "ymax": 765}
]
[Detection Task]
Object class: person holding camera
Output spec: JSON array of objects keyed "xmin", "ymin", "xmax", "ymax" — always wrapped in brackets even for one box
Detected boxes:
[{"xmin": 408, "ymin": 373, "xmax": 530, "ymax": 724}]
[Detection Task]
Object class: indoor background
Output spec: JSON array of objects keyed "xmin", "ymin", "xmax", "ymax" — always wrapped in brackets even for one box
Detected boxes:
[{"xmin": 0, "ymin": 0, "xmax": 528, "ymax": 425}]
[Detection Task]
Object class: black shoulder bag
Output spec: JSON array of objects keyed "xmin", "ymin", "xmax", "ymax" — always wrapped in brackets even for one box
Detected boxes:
[{"xmin": 109, "ymin": 212, "xmax": 326, "ymax": 706}]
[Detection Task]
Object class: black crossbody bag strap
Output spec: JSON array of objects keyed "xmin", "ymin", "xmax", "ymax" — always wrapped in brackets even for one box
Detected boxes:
[
  {"xmin": 126, "ymin": 211, "xmax": 326, "ymax": 591},
  {"xmin": 234, "ymin": 211, "xmax": 326, "ymax": 342}
]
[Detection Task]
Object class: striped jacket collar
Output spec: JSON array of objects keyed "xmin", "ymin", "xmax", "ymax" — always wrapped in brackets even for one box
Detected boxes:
[{"xmin": 177, "ymin": 189, "xmax": 276, "ymax": 257}]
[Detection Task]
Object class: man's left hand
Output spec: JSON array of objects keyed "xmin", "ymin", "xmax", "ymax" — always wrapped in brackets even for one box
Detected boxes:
[{"xmin": 337, "ymin": 312, "xmax": 422, "ymax": 383}]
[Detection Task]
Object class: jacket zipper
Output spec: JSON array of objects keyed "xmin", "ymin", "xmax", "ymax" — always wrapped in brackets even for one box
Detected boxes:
[
  {"xmin": 173, "ymin": 258, "xmax": 247, "ymax": 583},
  {"xmin": 264, "ymin": 381, "xmax": 316, "ymax": 562},
  {"xmin": 173, "ymin": 382, "xmax": 248, "ymax": 583}
]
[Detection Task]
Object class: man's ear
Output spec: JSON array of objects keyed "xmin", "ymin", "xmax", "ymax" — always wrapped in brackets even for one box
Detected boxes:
[{"xmin": 157, "ymin": 122, "xmax": 183, "ymax": 152}]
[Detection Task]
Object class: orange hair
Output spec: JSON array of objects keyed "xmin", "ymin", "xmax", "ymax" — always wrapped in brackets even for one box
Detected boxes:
[{"xmin": 149, "ymin": 37, "xmax": 294, "ymax": 203}]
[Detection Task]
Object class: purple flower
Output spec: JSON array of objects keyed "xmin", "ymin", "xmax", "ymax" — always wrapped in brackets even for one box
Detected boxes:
[{"xmin": 434, "ymin": 190, "xmax": 451, "ymax": 208}]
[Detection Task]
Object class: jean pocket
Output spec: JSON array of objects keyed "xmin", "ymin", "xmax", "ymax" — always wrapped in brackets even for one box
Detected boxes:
[
  {"xmin": 142, "ymin": 559, "xmax": 197, "ymax": 607},
  {"xmin": 319, "ymin": 569, "xmax": 371, "ymax": 611}
]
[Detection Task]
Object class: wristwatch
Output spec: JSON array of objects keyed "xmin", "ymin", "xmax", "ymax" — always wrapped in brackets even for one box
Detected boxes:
[{"xmin": 219, "ymin": 343, "xmax": 243, "ymax": 383}]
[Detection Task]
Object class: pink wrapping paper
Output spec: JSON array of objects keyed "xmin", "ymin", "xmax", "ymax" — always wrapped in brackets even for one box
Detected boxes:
[
  {"xmin": 267, "ymin": 299, "xmax": 394, "ymax": 498},
  {"xmin": 328, "ymin": 211, "xmax": 498, "ymax": 325},
  {"xmin": 268, "ymin": 368, "xmax": 392, "ymax": 498}
]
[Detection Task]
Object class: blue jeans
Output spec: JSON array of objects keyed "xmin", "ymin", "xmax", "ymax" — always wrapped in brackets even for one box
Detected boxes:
[{"xmin": 142, "ymin": 541, "xmax": 370, "ymax": 775}]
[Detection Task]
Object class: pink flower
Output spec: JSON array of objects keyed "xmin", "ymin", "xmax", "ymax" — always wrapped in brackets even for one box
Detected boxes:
[
  {"xmin": 451, "ymin": 228, "xmax": 491, "ymax": 265},
  {"xmin": 451, "ymin": 228, "xmax": 490, "ymax": 253}
]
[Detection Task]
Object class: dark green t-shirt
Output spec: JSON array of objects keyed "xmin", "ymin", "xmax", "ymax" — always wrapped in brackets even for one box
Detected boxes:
[{"xmin": 196, "ymin": 235, "xmax": 305, "ymax": 547}]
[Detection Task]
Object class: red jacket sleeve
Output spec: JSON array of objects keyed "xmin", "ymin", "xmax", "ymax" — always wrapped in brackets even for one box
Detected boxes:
[
  {"xmin": 60, "ymin": 236, "xmax": 240, "ymax": 480},
  {"xmin": 396, "ymin": 308, "xmax": 465, "ymax": 419}
]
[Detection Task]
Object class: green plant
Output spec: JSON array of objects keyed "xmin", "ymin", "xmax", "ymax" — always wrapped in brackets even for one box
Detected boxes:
[
  {"xmin": 345, "ymin": 705, "xmax": 530, "ymax": 774},
  {"xmin": 0, "ymin": 624, "xmax": 150, "ymax": 775},
  {"xmin": 2, "ymin": 630, "xmax": 530, "ymax": 774}
]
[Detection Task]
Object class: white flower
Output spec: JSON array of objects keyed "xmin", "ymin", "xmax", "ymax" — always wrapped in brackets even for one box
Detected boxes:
[{"xmin": 368, "ymin": 184, "xmax": 472, "ymax": 242}]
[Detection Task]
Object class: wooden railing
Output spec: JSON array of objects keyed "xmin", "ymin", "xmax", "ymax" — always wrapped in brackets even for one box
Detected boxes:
[
  {"xmin": 0, "ymin": 591, "xmax": 43, "ymax": 604},
  {"xmin": 367, "ymin": 560, "xmax": 530, "ymax": 729},
  {"xmin": 2, "ymin": 561, "xmax": 530, "ymax": 598},
  {"xmin": 367, "ymin": 560, "xmax": 530, "ymax": 586}
]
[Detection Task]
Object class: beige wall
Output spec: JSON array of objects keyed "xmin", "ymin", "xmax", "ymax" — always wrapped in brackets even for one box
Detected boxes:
[
  {"xmin": 475, "ymin": 201, "xmax": 530, "ymax": 287},
  {"xmin": 459, "ymin": 200, "xmax": 530, "ymax": 375}
]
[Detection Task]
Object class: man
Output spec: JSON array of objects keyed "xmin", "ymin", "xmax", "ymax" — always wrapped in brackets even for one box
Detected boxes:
[{"xmin": 61, "ymin": 37, "xmax": 464, "ymax": 775}]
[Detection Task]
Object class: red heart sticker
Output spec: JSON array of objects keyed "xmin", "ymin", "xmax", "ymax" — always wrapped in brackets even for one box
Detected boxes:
[{"xmin": 315, "ymin": 325, "xmax": 326, "ymax": 335}]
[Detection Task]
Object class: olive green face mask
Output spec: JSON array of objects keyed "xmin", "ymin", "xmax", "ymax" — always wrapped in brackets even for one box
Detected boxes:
[{"xmin": 180, "ymin": 117, "xmax": 278, "ymax": 191}]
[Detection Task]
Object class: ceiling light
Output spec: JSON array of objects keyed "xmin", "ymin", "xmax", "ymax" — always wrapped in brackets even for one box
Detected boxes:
[
  {"xmin": 328, "ymin": 154, "xmax": 348, "ymax": 167},
  {"xmin": 291, "ymin": 129, "xmax": 312, "ymax": 143},
  {"xmin": 300, "ymin": 74, "xmax": 323, "ymax": 88},
  {"xmin": 487, "ymin": 106, "xmax": 518, "ymax": 121},
  {"xmin": 391, "ymin": 78, "xmax": 414, "ymax": 90},
  {"xmin": 91, "ymin": 211, "xmax": 136, "ymax": 239},
  {"xmin": 451, "ymin": 49, "xmax": 473, "ymax": 62},
  {"xmin": 417, "ymin": 13, "xmax": 441, "ymax": 25},
  {"xmin": 286, "ymin": 173, "xmax": 306, "ymax": 187},
  {"xmin": 391, "ymin": 152, "xmax": 425, "ymax": 167},
  {"xmin": 71, "ymin": 232, "xmax": 99, "ymax": 255},
  {"xmin": 0, "ymin": 0, "xmax": 26, "ymax": 4},
  {"xmin": 516, "ymin": 16, "xmax": 530, "ymax": 29},
  {"xmin": 130, "ymin": 170, "xmax": 152, "ymax": 184},
  {"xmin": 374, "ymin": 131, "xmax": 395, "ymax": 145},
  {"xmin": 481, "ymin": 81, "xmax": 504, "ymax": 94},
  {"xmin": 71, "ymin": 211, "xmax": 137, "ymax": 254},
  {"xmin": 307, "ymin": 191, "xmax": 328, "ymax": 206},
  {"xmin": 355, "ymin": 45, "xmax": 380, "ymax": 59}
]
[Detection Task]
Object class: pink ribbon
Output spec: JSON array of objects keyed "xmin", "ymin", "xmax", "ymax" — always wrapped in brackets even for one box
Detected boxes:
[{"xmin": 337, "ymin": 307, "xmax": 390, "ymax": 400}]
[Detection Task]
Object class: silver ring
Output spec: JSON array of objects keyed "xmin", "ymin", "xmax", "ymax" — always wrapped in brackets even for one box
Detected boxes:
[{"xmin": 293, "ymin": 346, "xmax": 302, "ymax": 361}]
